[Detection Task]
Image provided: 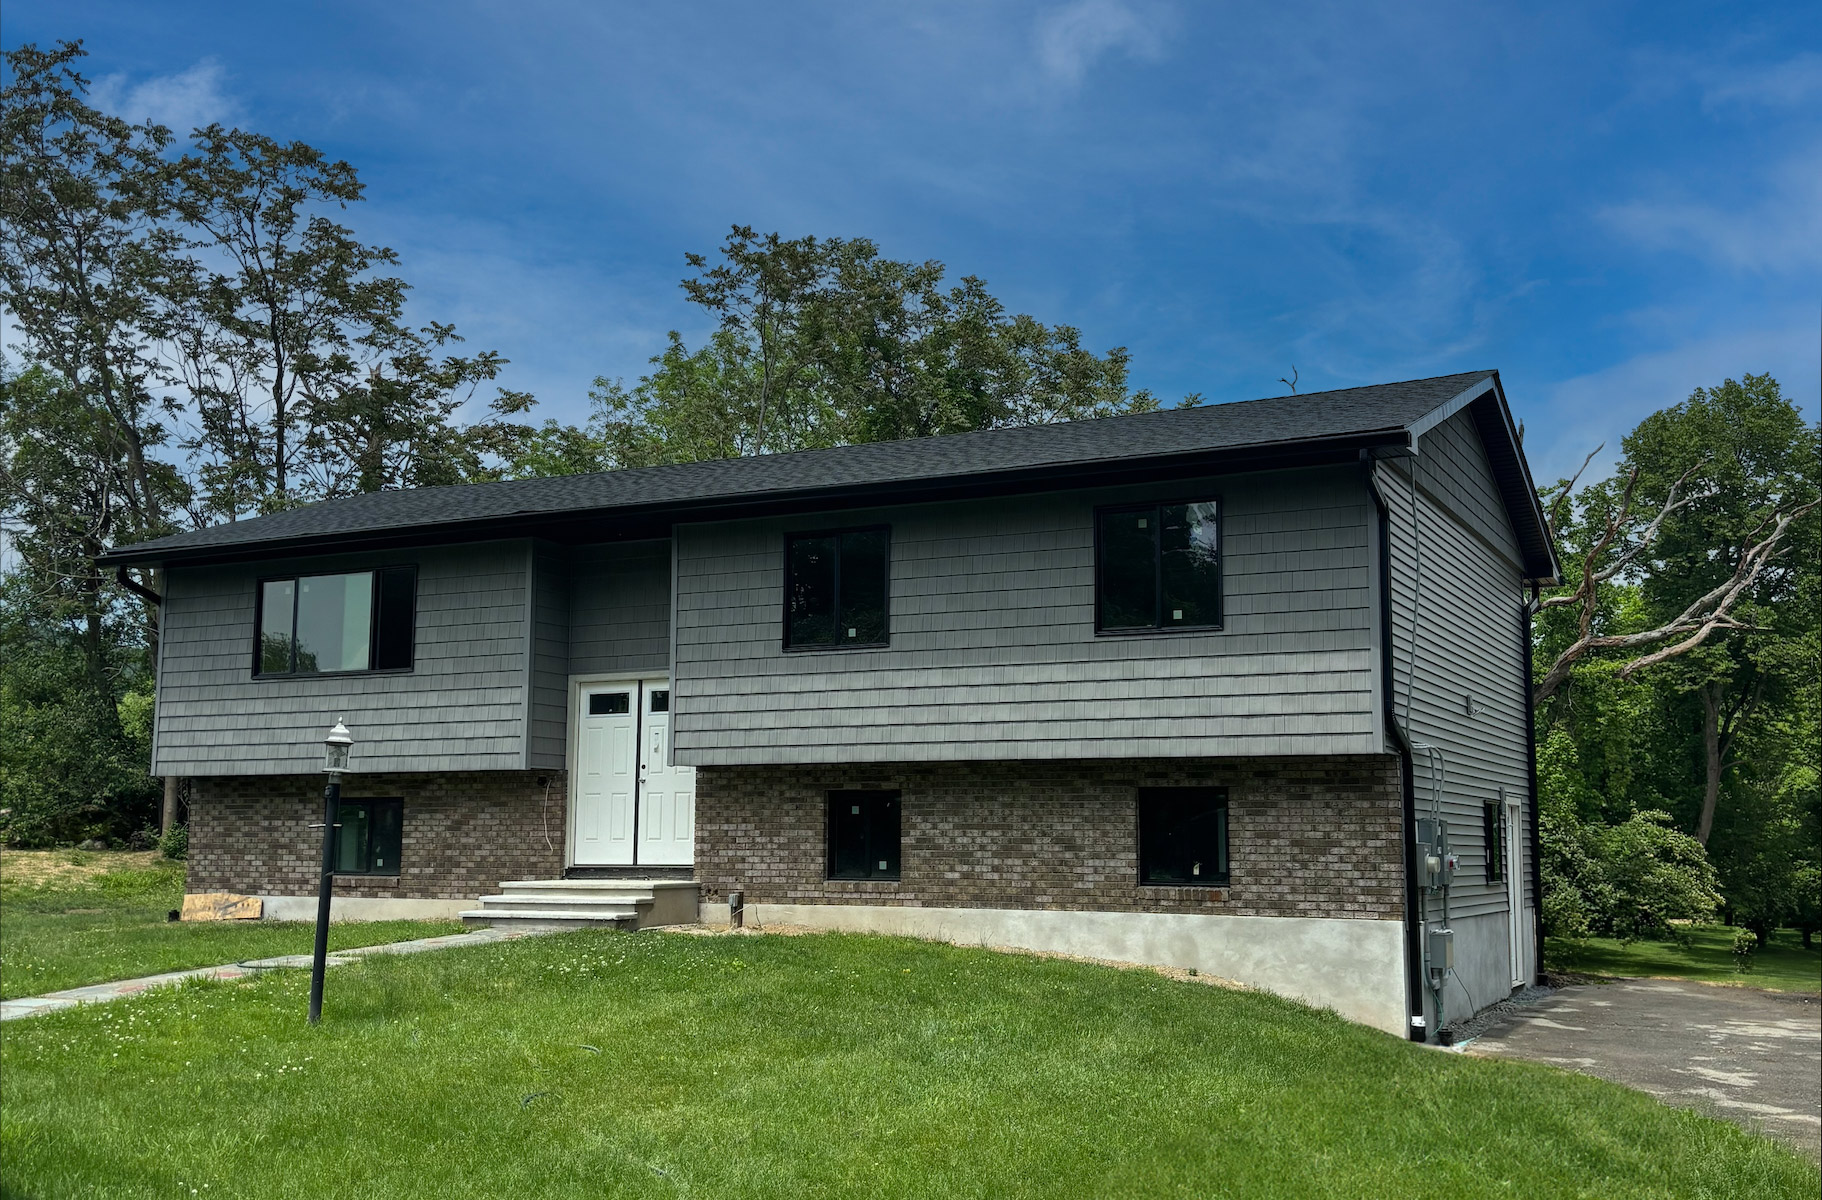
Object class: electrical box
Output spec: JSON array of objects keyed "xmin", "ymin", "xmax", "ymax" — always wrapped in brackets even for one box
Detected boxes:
[
  {"xmin": 1427, "ymin": 926, "xmax": 1455, "ymax": 975},
  {"xmin": 1414, "ymin": 818, "xmax": 1455, "ymax": 890}
]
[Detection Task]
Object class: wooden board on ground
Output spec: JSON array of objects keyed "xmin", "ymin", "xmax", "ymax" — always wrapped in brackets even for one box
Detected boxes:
[{"xmin": 181, "ymin": 892, "xmax": 262, "ymax": 921}]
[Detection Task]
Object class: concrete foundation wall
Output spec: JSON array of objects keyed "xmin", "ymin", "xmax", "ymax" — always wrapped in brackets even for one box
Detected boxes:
[
  {"xmin": 1440, "ymin": 909, "xmax": 1523, "ymax": 1024},
  {"xmin": 748, "ymin": 902, "xmax": 1409, "ymax": 1035},
  {"xmin": 258, "ymin": 895, "xmax": 473, "ymax": 922}
]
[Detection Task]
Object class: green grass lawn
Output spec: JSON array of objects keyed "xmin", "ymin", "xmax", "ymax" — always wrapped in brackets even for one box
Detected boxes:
[
  {"xmin": 2, "ymin": 929, "xmax": 1815, "ymax": 1199},
  {"xmin": 1547, "ymin": 925, "xmax": 1822, "ymax": 993},
  {"xmin": 0, "ymin": 850, "xmax": 463, "ymax": 999}
]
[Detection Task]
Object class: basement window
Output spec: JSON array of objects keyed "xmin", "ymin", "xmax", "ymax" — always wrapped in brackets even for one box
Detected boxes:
[
  {"xmin": 1096, "ymin": 501, "xmax": 1222, "ymax": 633},
  {"xmin": 334, "ymin": 798, "xmax": 403, "ymax": 876},
  {"xmin": 785, "ymin": 528, "xmax": 890, "ymax": 650},
  {"xmin": 1138, "ymin": 787, "xmax": 1229, "ymax": 886},
  {"xmin": 256, "ymin": 566, "xmax": 416, "ymax": 676},
  {"xmin": 827, "ymin": 790, "xmax": 900, "ymax": 880},
  {"xmin": 1484, "ymin": 802, "xmax": 1505, "ymax": 883}
]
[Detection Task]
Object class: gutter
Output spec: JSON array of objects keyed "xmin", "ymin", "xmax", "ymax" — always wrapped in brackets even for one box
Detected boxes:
[
  {"xmin": 115, "ymin": 564, "xmax": 162, "ymax": 607},
  {"xmin": 1362, "ymin": 453, "xmax": 1428, "ymax": 1042}
]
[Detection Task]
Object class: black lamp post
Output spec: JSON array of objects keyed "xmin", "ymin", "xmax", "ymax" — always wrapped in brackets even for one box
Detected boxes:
[{"xmin": 309, "ymin": 719, "xmax": 352, "ymax": 1024}]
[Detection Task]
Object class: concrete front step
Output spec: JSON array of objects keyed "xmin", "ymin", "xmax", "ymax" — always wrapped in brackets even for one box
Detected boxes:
[
  {"xmin": 457, "ymin": 907, "xmax": 641, "ymax": 931},
  {"xmin": 460, "ymin": 877, "xmax": 700, "ymax": 932}
]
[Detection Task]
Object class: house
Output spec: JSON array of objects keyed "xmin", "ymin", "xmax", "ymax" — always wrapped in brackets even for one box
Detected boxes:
[{"xmin": 100, "ymin": 370, "xmax": 1557, "ymax": 1042}]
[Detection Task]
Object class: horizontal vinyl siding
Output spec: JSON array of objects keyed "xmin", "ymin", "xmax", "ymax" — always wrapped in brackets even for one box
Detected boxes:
[
  {"xmin": 1381, "ymin": 408, "xmax": 1531, "ymax": 925},
  {"xmin": 567, "ymin": 540, "xmax": 672, "ymax": 679},
  {"xmin": 672, "ymin": 466, "xmax": 1379, "ymax": 765},
  {"xmin": 153, "ymin": 542, "xmax": 530, "ymax": 775},
  {"xmin": 527, "ymin": 542, "xmax": 569, "ymax": 770}
]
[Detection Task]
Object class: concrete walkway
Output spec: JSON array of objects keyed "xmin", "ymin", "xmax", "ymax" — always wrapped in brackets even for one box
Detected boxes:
[
  {"xmin": 1467, "ymin": 978, "xmax": 1821, "ymax": 1161},
  {"xmin": 0, "ymin": 927, "xmax": 536, "ymax": 1022}
]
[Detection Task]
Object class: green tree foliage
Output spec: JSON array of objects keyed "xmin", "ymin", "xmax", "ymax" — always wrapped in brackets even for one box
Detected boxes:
[
  {"xmin": 159, "ymin": 127, "xmax": 534, "ymax": 518},
  {"xmin": 509, "ymin": 227, "xmax": 1175, "ymax": 475},
  {"xmin": 1535, "ymin": 375, "xmax": 1819, "ymax": 946},
  {"xmin": 0, "ymin": 41, "xmax": 530, "ymax": 844},
  {"xmin": 0, "ymin": 567, "xmax": 158, "ymax": 846},
  {"xmin": 0, "ymin": 43, "xmax": 187, "ymax": 641}
]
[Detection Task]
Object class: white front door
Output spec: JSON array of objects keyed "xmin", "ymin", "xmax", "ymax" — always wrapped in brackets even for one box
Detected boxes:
[
  {"xmin": 1505, "ymin": 799, "xmax": 1526, "ymax": 986},
  {"xmin": 637, "ymin": 684, "xmax": 695, "ymax": 866},
  {"xmin": 569, "ymin": 678, "xmax": 695, "ymax": 868}
]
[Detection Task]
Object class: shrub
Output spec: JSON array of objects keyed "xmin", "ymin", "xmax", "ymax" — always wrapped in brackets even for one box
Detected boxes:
[
  {"xmin": 1540, "ymin": 784, "xmax": 1721, "ymax": 944},
  {"xmin": 1731, "ymin": 927, "xmax": 1758, "ymax": 973},
  {"xmin": 158, "ymin": 824, "xmax": 188, "ymax": 861}
]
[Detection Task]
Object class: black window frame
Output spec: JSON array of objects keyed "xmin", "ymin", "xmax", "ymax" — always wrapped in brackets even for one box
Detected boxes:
[
  {"xmin": 1484, "ymin": 801, "xmax": 1506, "ymax": 883},
  {"xmin": 826, "ymin": 789, "xmax": 901, "ymax": 881},
  {"xmin": 253, "ymin": 565, "xmax": 417, "ymax": 678},
  {"xmin": 332, "ymin": 796, "xmax": 403, "ymax": 877},
  {"xmin": 1093, "ymin": 498, "xmax": 1224, "ymax": 635},
  {"xmin": 1136, "ymin": 786, "xmax": 1230, "ymax": 887},
  {"xmin": 782, "ymin": 526, "xmax": 892, "ymax": 652}
]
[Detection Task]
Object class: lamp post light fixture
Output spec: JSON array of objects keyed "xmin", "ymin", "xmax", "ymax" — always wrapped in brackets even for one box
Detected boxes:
[{"xmin": 309, "ymin": 719, "xmax": 354, "ymax": 1024}]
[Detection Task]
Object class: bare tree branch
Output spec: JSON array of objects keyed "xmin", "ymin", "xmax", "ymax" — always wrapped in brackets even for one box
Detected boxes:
[{"xmin": 1532, "ymin": 477, "xmax": 1818, "ymax": 704}]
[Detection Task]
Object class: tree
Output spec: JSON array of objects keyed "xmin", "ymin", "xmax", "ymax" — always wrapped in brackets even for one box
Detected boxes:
[
  {"xmin": 510, "ymin": 227, "xmax": 1176, "ymax": 476},
  {"xmin": 1531, "ymin": 437, "xmax": 1815, "ymax": 709},
  {"xmin": 0, "ymin": 367, "xmax": 163, "ymax": 846},
  {"xmin": 157, "ymin": 126, "xmax": 409, "ymax": 518},
  {"xmin": 303, "ymin": 321, "xmax": 535, "ymax": 494},
  {"xmin": 155, "ymin": 126, "xmax": 534, "ymax": 518},
  {"xmin": 1532, "ymin": 374, "xmax": 1819, "ymax": 946},
  {"xmin": 0, "ymin": 41, "xmax": 186, "ymax": 648},
  {"xmin": 2, "ymin": 40, "xmax": 537, "ymax": 846},
  {"xmin": 1620, "ymin": 375, "xmax": 1819, "ymax": 846}
]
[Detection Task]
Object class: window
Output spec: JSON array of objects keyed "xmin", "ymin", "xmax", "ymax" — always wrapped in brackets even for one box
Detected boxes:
[
  {"xmin": 827, "ymin": 790, "xmax": 900, "ymax": 880},
  {"xmin": 257, "ymin": 566, "xmax": 416, "ymax": 675},
  {"xmin": 1096, "ymin": 501, "xmax": 1221, "ymax": 632},
  {"xmin": 1484, "ymin": 801, "xmax": 1505, "ymax": 883},
  {"xmin": 588, "ymin": 691, "xmax": 630, "ymax": 716},
  {"xmin": 1138, "ymin": 787, "xmax": 1229, "ymax": 885},
  {"xmin": 785, "ymin": 528, "xmax": 889, "ymax": 650},
  {"xmin": 334, "ymin": 798, "xmax": 403, "ymax": 876},
  {"xmin": 649, "ymin": 689, "xmax": 670, "ymax": 713}
]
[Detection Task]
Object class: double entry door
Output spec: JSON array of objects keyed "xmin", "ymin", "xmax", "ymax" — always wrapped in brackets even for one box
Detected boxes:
[{"xmin": 570, "ymin": 678, "xmax": 695, "ymax": 867}]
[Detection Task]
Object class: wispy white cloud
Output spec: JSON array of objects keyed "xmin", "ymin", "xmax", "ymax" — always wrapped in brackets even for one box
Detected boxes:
[
  {"xmin": 89, "ymin": 59, "xmax": 239, "ymax": 134},
  {"xmin": 1598, "ymin": 146, "xmax": 1822, "ymax": 272},
  {"xmin": 1700, "ymin": 51, "xmax": 1822, "ymax": 109},
  {"xmin": 1522, "ymin": 320, "xmax": 1819, "ymax": 484},
  {"xmin": 1033, "ymin": 0, "xmax": 1165, "ymax": 86}
]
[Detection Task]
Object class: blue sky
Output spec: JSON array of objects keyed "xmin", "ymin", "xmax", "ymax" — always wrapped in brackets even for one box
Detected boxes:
[{"xmin": 7, "ymin": 1, "xmax": 1818, "ymax": 481}]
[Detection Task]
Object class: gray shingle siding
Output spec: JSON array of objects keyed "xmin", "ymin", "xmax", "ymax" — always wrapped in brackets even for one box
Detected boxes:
[
  {"xmin": 671, "ymin": 465, "xmax": 1379, "ymax": 765},
  {"xmin": 1380, "ymin": 408, "xmax": 1532, "ymax": 931},
  {"xmin": 527, "ymin": 542, "xmax": 570, "ymax": 770},
  {"xmin": 153, "ymin": 542, "xmax": 531, "ymax": 776},
  {"xmin": 567, "ymin": 540, "xmax": 672, "ymax": 678}
]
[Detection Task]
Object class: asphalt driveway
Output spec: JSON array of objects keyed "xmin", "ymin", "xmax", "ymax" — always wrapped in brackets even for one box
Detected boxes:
[{"xmin": 1468, "ymin": 979, "xmax": 1821, "ymax": 1160}]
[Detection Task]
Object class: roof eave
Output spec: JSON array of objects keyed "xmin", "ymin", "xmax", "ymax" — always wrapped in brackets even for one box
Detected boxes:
[{"xmin": 99, "ymin": 428, "xmax": 1413, "ymax": 569}]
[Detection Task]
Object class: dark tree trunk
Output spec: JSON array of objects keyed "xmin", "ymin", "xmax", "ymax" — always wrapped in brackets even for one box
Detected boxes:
[{"xmin": 1697, "ymin": 682, "xmax": 1723, "ymax": 845}]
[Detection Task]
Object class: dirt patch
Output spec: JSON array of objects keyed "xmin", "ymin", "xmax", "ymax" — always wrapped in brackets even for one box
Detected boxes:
[{"xmin": 0, "ymin": 850, "xmax": 165, "ymax": 891}]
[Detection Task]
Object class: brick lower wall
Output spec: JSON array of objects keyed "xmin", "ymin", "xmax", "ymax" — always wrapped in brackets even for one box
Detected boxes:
[
  {"xmin": 187, "ymin": 772, "xmax": 567, "ymax": 901},
  {"xmin": 695, "ymin": 756, "xmax": 1404, "ymax": 920}
]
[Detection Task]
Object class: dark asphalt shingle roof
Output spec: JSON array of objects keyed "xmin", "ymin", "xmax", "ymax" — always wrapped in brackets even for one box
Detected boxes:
[{"xmin": 103, "ymin": 370, "xmax": 1550, "ymax": 575}]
